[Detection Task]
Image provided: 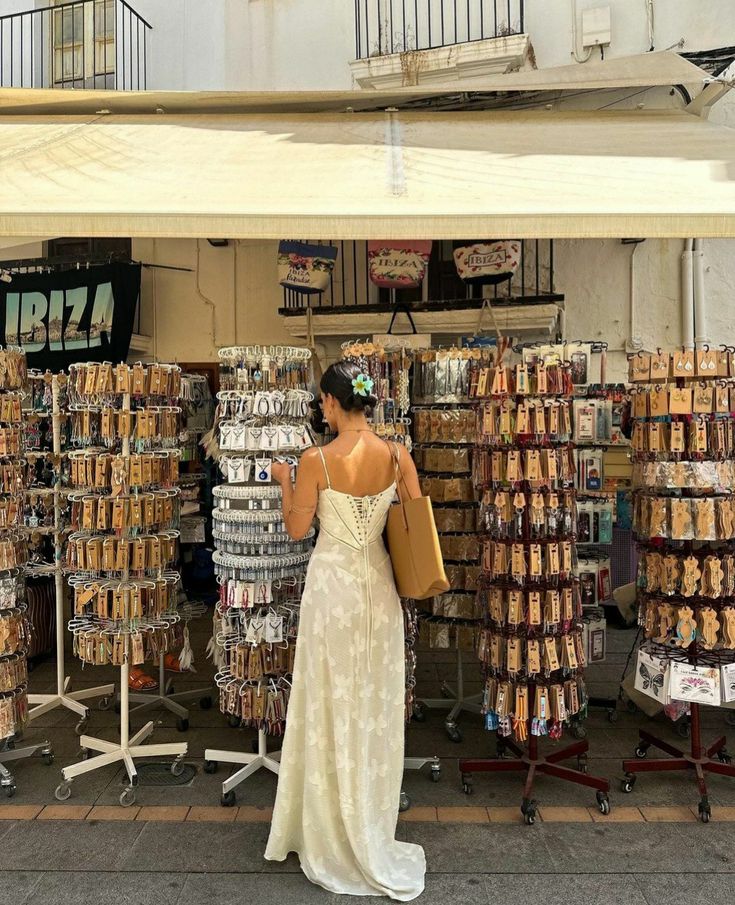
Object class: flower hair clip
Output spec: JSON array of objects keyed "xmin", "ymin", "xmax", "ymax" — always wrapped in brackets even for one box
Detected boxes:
[{"xmin": 351, "ymin": 373, "xmax": 374, "ymax": 397}]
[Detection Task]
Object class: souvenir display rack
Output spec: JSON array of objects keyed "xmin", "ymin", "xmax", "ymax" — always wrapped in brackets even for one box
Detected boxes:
[
  {"xmin": 25, "ymin": 372, "xmax": 114, "ymax": 729},
  {"xmin": 340, "ymin": 342, "xmax": 441, "ymax": 789},
  {"xmin": 459, "ymin": 352, "xmax": 610, "ymax": 823},
  {"xmin": 55, "ymin": 362, "xmax": 187, "ymax": 806},
  {"xmin": 411, "ymin": 347, "xmax": 487, "ymax": 743},
  {"xmin": 205, "ymin": 345, "xmax": 314, "ymax": 805},
  {"xmin": 0, "ymin": 350, "xmax": 53, "ymax": 794},
  {"xmin": 622, "ymin": 346, "xmax": 735, "ymax": 822}
]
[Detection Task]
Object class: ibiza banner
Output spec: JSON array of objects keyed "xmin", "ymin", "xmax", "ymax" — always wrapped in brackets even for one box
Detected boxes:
[{"xmin": 0, "ymin": 263, "xmax": 141, "ymax": 370}]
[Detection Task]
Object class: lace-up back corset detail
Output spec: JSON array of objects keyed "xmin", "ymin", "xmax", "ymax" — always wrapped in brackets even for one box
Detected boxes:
[{"xmin": 318, "ymin": 486, "xmax": 394, "ymax": 551}]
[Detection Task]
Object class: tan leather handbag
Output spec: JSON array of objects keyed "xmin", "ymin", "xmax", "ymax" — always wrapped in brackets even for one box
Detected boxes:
[{"xmin": 386, "ymin": 444, "xmax": 449, "ymax": 600}]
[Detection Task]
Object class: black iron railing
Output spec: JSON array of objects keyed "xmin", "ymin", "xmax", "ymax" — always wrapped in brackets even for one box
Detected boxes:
[
  {"xmin": 280, "ymin": 239, "xmax": 560, "ymax": 315},
  {"xmin": 0, "ymin": 0, "xmax": 151, "ymax": 90},
  {"xmin": 354, "ymin": 0, "xmax": 525, "ymax": 59}
]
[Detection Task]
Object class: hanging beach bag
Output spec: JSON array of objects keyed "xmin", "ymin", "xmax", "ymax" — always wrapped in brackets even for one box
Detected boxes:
[
  {"xmin": 453, "ymin": 241, "xmax": 521, "ymax": 286},
  {"xmin": 277, "ymin": 241, "xmax": 338, "ymax": 295},
  {"xmin": 386, "ymin": 443, "xmax": 449, "ymax": 600},
  {"xmin": 367, "ymin": 241, "xmax": 432, "ymax": 289}
]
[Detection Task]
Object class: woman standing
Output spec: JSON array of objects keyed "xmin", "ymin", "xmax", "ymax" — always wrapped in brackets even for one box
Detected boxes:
[{"xmin": 264, "ymin": 361, "xmax": 426, "ymax": 901}]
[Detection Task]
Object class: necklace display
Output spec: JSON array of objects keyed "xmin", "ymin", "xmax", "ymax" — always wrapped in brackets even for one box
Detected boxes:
[{"xmin": 204, "ymin": 346, "xmax": 315, "ymax": 804}]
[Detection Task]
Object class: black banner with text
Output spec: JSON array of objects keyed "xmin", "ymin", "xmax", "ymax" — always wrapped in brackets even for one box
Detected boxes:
[{"xmin": 0, "ymin": 263, "xmax": 141, "ymax": 370}]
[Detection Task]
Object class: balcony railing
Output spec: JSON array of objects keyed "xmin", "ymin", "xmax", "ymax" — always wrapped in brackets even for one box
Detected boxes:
[
  {"xmin": 354, "ymin": 0, "xmax": 525, "ymax": 59},
  {"xmin": 0, "ymin": 0, "xmax": 151, "ymax": 90},
  {"xmin": 279, "ymin": 239, "xmax": 560, "ymax": 315}
]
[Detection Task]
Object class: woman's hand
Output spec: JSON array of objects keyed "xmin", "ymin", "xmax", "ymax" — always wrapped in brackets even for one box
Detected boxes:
[{"xmin": 271, "ymin": 461, "xmax": 293, "ymax": 486}]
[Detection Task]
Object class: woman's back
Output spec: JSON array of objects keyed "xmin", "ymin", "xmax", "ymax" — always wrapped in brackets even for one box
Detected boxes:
[{"xmin": 316, "ymin": 432, "xmax": 396, "ymax": 498}]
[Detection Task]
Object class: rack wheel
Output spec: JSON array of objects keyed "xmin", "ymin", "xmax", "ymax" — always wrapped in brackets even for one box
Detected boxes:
[
  {"xmin": 717, "ymin": 749, "xmax": 732, "ymax": 764},
  {"xmin": 221, "ymin": 790, "xmax": 236, "ymax": 807},
  {"xmin": 80, "ymin": 748, "xmax": 90, "ymax": 761},
  {"xmin": 176, "ymin": 718, "xmax": 189, "ymax": 733},
  {"xmin": 5, "ymin": 783, "xmax": 15, "ymax": 799},
  {"xmin": 634, "ymin": 744, "xmax": 649, "ymax": 759},
  {"xmin": 412, "ymin": 701, "xmax": 427, "ymax": 723},
  {"xmin": 461, "ymin": 773, "xmax": 473, "ymax": 795},
  {"xmin": 699, "ymin": 798, "xmax": 711, "ymax": 823},
  {"xmin": 577, "ymin": 755, "xmax": 588, "ymax": 774},
  {"xmin": 119, "ymin": 787, "xmax": 136, "ymax": 808},
  {"xmin": 571, "ymin": 723, "xmax": 587, "ymax": 740},
  {"xmin": 676, "ymin": 719, "xmax": 691, "ymax": 739},
  {"xmin": 200, "ymin": 696, "xmax": 213, "ymax": 710},
  {"xmin": 171, "ymin": 756, "xmax": 185, "ymax": 777},
  {"xmin": 228, "ymin": 715, "xmax": 241, "ymax": 729},
  {"xmin": 607, "ymin": 708, "xmax": 618, "ymax": 723},
  {"xmin": 41, "ymin": 748, "xmax": 54, "ymax": 766},
  {"xmin": 399, "ymin": 792, "xmax": 410, "ymax": 812},
  {"xmin": 430, "ymin": 763, "xmax": 441, "ymax": 783},
  {"xmin": 596, "ymin": 792, "xmax": 610, "ymax": 815},
  {"xmin": 55, "ymin": 782, "xmax": 72, "ymax": 802},
  {"xmin": 98, "ymin": 696, "xmax": 111, "ymax": 711},
  {"xmin": 446, "ymin": 724, "xmax": 462, "ymax": 744},
  {"xmin": 521, "ymin": 798, "xmax": 538, "ymax": 826},
  {"xmin": 74, "ymin": 718, "xmax": 88, "ymax": 736},
  {"xmin": 203, "ymin": 760, "xmax": 218, "ymax": 775},
  {"xmin": 621, "ymin": 774, "xmax": 636, "ymax": 794}
]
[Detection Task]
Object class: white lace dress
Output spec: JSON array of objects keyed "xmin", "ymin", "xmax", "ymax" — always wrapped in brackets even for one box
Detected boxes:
[{"xmin": 264, "ymin": 452, "xmax": 426, "ymax": 901}]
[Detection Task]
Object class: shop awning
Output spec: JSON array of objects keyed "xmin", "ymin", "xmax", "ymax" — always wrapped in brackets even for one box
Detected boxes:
[
  {"xmin": 0, "ymin": 108, "xmax": 734, "ymax": 239},
  {"xmin": 0, "ymin": 51, "xmax": 713, "ymax": 115}
]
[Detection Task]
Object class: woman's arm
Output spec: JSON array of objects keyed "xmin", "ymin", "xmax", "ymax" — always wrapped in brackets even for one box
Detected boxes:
[
  {"xmin": 271, "ymin": 449, "xmax": 321, "ymax": 540},
  {"xmin": 394, "ymin": 443, "xmax": 422, "ymax": 502}
]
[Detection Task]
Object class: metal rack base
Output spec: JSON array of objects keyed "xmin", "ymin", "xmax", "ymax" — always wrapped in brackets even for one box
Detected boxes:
[
  {"xmin": 0, "ymin": 739, "xmax": 54, "ymax": 796},
  {"xmin": 205, "ymin": 728, "xmax": 280, "ymax": 806},
  {"xmin": 460, "ymin": 734, "xmax": 611, "ymax": 824},
  {"xmin": 622, "ymin": 703, "xmax": 735, "ymax": 823},
  {"xmin": 418, "ymin": 647, "xmax": 482, "ymax": 743},
  {"xmin": 126, "ymin": 657, "xmax": 215, "ymax": 728}
]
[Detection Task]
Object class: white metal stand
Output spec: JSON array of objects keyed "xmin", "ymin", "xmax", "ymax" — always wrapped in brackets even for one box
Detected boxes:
[
  {"xmin": 28, "ymin": 375, "xmax": 113, "ymax": 729},
  {"xmin": 205, "ymin": 727, "xmax": 281, "ymax": 806},
  {"xmin": 0, "ymin": 736, "xmax": 54, "ymax": 797},
  {"xmin": 54, "ymin": 390, "xmax": 187, "ymax": 807},
  {"xmin": 419, "ymin": 647, "xmax": 483, "ymax": 744},
  {"xmin": 127, "ymin": 654, "xmax": 214, "ymax": 728}
]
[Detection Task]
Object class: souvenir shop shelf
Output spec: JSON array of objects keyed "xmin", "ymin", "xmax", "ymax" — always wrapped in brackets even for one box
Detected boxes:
[
  {"xmin": 410, "ymin": 347, "xmax": 486, "ymax": 744},
  {"xmin": 56, "ymin": 361, "xmax": 187, "ymax": 807},
  {"xmin": 0, "ymin": 348, "xmax": 53, "ymax": 792},
  {"xmin": 458, "ymin": 350, "xmax": 610, "ymax": 822},
  {"xmin": 205, "ymin": 346, "xmax": 315, "ymax": 807},
  {"xmin": 622, "ymin": 346, "xmax": 735, "ymax": 822}
]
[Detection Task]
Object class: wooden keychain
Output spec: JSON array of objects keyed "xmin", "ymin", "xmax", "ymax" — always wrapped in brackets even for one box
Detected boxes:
[
  {"xmin": 698, "ymin": 607, "xmax": 721, "ymax": 650},
  {"xmin": 675, "ymin": 606, "xmax": 697, "ymax": 648}
]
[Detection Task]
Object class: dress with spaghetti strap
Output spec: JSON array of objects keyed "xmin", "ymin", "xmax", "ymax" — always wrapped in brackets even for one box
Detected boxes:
[{"xmin": 264, "ymin": 447, "xmax": 426, "ymax": 901}]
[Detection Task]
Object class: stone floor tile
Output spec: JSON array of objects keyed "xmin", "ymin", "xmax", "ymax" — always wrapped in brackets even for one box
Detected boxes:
[
  {"xmin": 640, "ymin": 806, "xmax": 698, "ymax": 822},
  {"xmin": 436, "ymin": 806, "xmax": 489, "ymax": 823},
  {"xmin": 398, "ymin": 806, "xmax": 437, "ymax": 822},
  {"xmin": 0, "ymin": 804, "xmax": 42, "ymax": 820},
  {"xmin": 487, "ymin": 807, "xmax": 524, "ymax": 823},
  {"xmin": 136, "ymin": 806, "xmax": 190, "ymax": 821},
  {"xmin": 25, "ymin": 872, "xmax": 184, "ymax": 905},
  {"xmin": 86, "ymin": 805, "xmax": 140, "ymax": 821},
  {"xmin": 37, "ymin": 805, "xmax": 91, "ymax": 820},
  {"xmin": 186, "ymin": 805, "xmax": 238, "ymax": 822},
  {"xmin": 236, "ymin": 805, "xmax": 273, "ymax": 822},
  {"xmin": 537, "ymin": 806, "xmax": 593, "ymax": 822},
  {"xmin": 485, "ymin": 874, "xmax": 647, "ymax": 905}
]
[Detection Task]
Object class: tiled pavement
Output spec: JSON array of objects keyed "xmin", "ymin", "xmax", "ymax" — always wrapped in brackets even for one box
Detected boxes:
[{"xmin": 4, "ymin": 620, "xmax": 735, "ymax": 902}]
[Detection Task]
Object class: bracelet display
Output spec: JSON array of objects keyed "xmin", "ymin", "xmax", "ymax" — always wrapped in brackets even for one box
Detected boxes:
[
  {"xmin": 214, "ymin": 484, "xmax": 282, "ymax": 501},
  {"xmin": 212, "ymin": 509, "xmax": 286, "ymax": 528},
  {"xmin": 419, "ymin": 476, "xmax": 475, "ymax": 503},
  {"xmin": 413, "ymin": 446, "xmax": 471, "ymax": 474},
  {"xmin": 71, "ymin": 577, "xmax": 178, "ymax": 621},
  {"xmin": 70, "ymin": 492, "xmax": 179, "ymax": 533},
  {"xmin": 0, "ymin": 608, "xmax": 29, "ymax": 657},
  {"xmin": 479, "ymin": 675, "xmax": 586, "ymax": 738},
  {"xmin": 432, "ymin": 507, "xmax": 479, "ymax": 533},
  {"xmin": 213, "ymin": 530, "xmax": 314, "ymax": 557},
  {"xmin": 639, "ymin": 549, "xmax": 735, "ymax": 599},
  {"xmin": 0, "ymin": 349, "xmax": 27, "ymax": 391},
  {"xmin": 69, "ymin": 406, "xmax": 181, "ymax": 448},
  {"xmin": 66, "ymin": 532, "xmax": 179, "ymax": 573},
  {"xmin": 632, "ymin": 460, "xmax": 735, "ymax": 491},
  {"xmin": 477, "ymin": 398, "xmax": 573, "ymax": 444},
  {"xmin": 479, "ymin": 489, "xmax": 575, "ymax": 540},
  {"xmin": 413, "ymin": 409, "xmax": 475, "ymax": 444},
  {"xmin": 631, "ymin": 418, "xmax": 735, "ymax": 458},
  {"xmin": 0, "ymin": 652, "xmax": 27, "ymax": 693},
  {"xmin": 68, "ymin": 362, "xmax": 182, "ymax": 399},
  {"xmin": 69, "ymin": 450, "xmax": 180, "ymax": 491},
  {"xmin": 0, "ymin": 685, "xmax": 28, "ymax": 740},
  {"xmin": 430, "ymin": 593, "xmax": 482, "ymax": 620},
  {"xmin": 439, "ymin": 534, "xmax": 480, "ymax": 563},
  {"xmin": 634, "ymin": 494, "xmax": 735, "ymax": 541},
  {"xmin": 481, "ymin": 539, "xmax": 576, "ymax": 582},
  {"xmin": 471, "ymin": 446, "xmax": 576, "ymax": 489}
]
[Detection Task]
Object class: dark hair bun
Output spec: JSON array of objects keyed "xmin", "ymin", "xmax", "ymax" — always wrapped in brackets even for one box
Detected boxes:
[{"xmin": 320, "ymin": 361, "xmax": 378, "ymax": 413}]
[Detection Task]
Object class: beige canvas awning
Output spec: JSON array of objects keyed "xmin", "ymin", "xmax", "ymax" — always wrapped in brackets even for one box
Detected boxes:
[
  {"xmin": 0, "ymin": 51, "xmax": 714, "ymax": 115},
  {"xmin": 0, "ymin": 107, "xmax": 734, "ymax": 239}
]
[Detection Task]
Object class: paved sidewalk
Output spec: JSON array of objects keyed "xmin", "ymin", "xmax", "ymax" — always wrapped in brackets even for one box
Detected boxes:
[{"xmin": 1, "ymin": 819, "xmax": 734, "ymax": 904}]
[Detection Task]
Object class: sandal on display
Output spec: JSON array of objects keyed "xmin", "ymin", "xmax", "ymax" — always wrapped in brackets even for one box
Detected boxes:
[
  {"xmin": 128, "ymin": 667, "xmax": 158, "ymax": 691},
  {"xmin": 155, "ymin": 653, "xmax": 190, "ymax": 673}
]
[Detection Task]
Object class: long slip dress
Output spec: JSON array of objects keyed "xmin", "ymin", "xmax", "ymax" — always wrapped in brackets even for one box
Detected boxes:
[{"xmin": 264, "ymin": 448, "xmax": 426, "ymax": 900}]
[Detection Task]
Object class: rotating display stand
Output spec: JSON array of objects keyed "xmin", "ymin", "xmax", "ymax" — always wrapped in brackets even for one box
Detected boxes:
[
  {"xmin": 55, "ymin": 362, "xmax": 187, "ymax": 807},
  {"xmin": 0, "ymin": 349, "xmax": 53, "ymax": 793},
  {"xmin": 204, "ymin": 346, "xmax": 314, "ymax": 805},
  {"xmin": 622, "ymin": 346, "xmax": 735, "ymax": 822},
  {"xmin": 25, "ymin": 373, "xmax": 114, "ymax": 730},
  {"xmin": 458, "ymin": 352, "xmax": 610, "ymax": 823}
]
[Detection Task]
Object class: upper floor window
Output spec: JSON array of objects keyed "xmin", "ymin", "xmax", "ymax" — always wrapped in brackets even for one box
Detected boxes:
[{"xmin": 53, "ymin": 0, "xmax": 115, "ymax": 86}]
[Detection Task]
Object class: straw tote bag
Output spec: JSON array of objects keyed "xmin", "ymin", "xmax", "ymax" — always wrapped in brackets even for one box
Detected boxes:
[{"xmin": 386, "ymin": 443, "xmax": 449, "ymax": 600}]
